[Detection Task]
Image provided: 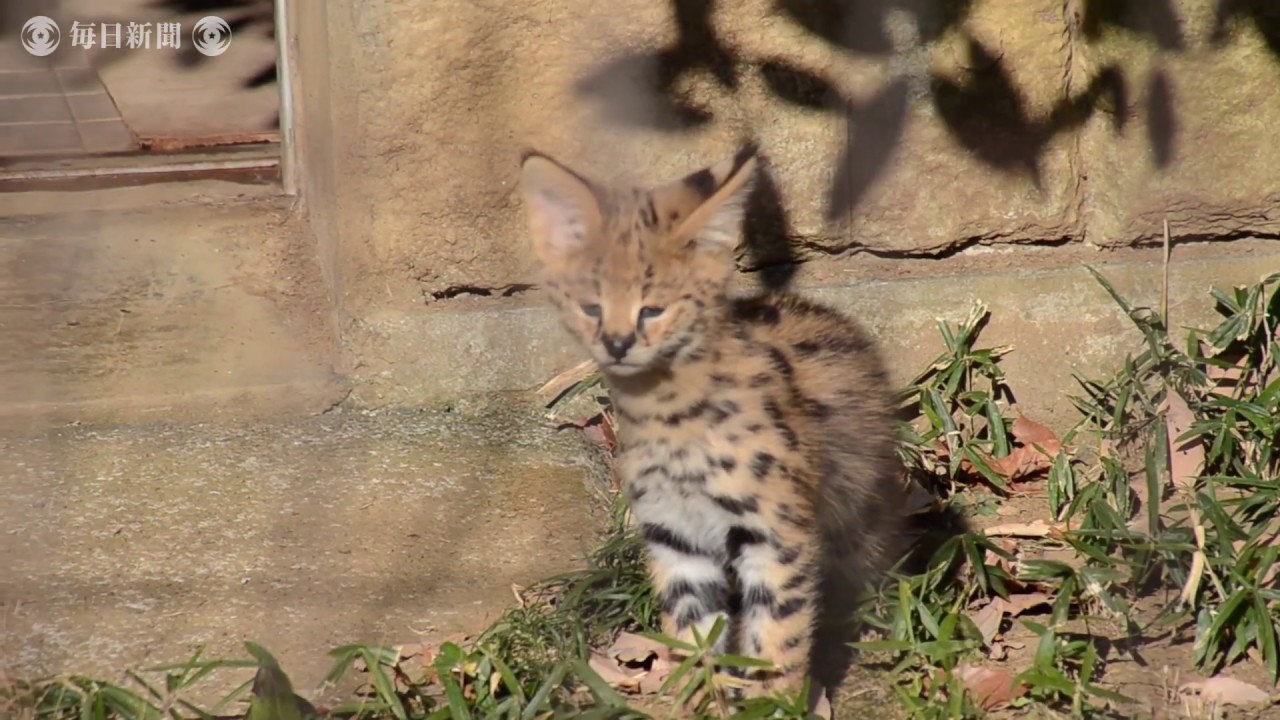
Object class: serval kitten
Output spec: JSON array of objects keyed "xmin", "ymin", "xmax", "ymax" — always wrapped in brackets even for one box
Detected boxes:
[{"xmin": 518, "ymin": 146, "xmax": 905, "ymax": 702}]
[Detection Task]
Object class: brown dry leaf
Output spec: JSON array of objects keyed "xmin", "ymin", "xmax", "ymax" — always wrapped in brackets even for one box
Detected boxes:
[
  {"xmin": 1180, "ymin": 677, "xmax": 1272, "ymax": 706},
  {"xmin": 1202, "ymin": 343, "xmax": 1256, "ymax": 397},
  {"xmin": 599, "ymin": 410, "xmax": 617, "ymax": 452},
  {"xmin": 1003, "ymin": 591, "xmax": 1053, "ymax": 617},
  {"xmin": 967, "ymin": 599, "xmax": 1006, "ymax": 646},
  {"xmin": 967, "ymin": 414, "xmax": 1065, "ymax": 484},
  {"xmin": 954, "ymin": 663, "xmax": 1029, "ymax": 711},
  {"xmin": 588, "ymin": 652, "xmax": 648, "ymax": 693},
  {"xmin": 536, "ymin": 359, "xmax": 597, "ymax": 402},
  {"xmin": 1164, "ymin": 389, "xmax": 1204, "ymax": 492},
  {"xmin": 1010, "ymin": 415, "xmax": 1058, "ymax": 446},
  {"xmin": 609, "ymin": 632, "xmax": 667, "ymax": 664},
  {"xmin": 636, "ymin": 661, "xmax": 673, "ymax": 695},
  {"xmin": 983, "ymin": 519, "xmax": 1069, "ymax": 538},
  {"xmin": 592, "ymin": 632, "xmax": 674, "ymax": 695},
  {"xmin": 986, "ymin": 440, "xmax": 1062, "ymax": 482}
]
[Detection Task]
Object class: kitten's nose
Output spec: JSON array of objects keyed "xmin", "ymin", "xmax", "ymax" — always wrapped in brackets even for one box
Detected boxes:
[{"xmin": 602, "ymin": 333, "xmax": 636, "ymax": 360}]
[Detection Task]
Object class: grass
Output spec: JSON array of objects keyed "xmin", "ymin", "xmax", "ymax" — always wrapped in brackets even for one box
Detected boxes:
[{"xmin": 4, "ymin": 267, "xmax": 1279, "ymax": 719}]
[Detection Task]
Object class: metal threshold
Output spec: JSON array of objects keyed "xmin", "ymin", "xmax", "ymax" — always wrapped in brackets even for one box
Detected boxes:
[{"xmin": 0, "ymin": 142, "xmax": 281, "ymax": 192}]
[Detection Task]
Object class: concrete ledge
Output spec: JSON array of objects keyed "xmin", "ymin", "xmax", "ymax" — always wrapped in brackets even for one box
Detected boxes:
[
  {"xmin": 0, "ymin": 406, "xmax": 608, "ymax": 701},
  {"xmin": 347, "ymin": 239, "xmax": 1280, "ymax": 430},
  {"xmin": 0, "ymin": 180, "xmax": 345, "ymax": 429}
]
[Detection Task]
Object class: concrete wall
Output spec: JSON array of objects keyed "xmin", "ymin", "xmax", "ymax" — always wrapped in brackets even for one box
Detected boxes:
[
  {"xmin": 9, "ymin": 0, "xmax": 1275, "ymax": 426},
  {"xmin": 282, "ymin": 0, "xmax": 1279, "ymax": 419}
]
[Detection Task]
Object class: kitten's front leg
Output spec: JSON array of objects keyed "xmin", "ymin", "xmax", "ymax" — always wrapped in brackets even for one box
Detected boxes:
[
  {"xmin": 640, "ymin": 521, "xmax": 731, "ymax": 655},
  {"xmin": 730, "ymin": 529, "xmax": 819, "ymax": 698}
]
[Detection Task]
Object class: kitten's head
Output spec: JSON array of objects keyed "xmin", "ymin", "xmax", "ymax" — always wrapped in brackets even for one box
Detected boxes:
[{"xmin": 519, "ymin": 147, "xmax": 757, "ymax": 377}]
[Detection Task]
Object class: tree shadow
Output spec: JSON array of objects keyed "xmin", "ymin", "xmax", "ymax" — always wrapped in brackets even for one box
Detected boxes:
[
  {"xmin": 930, "ymin": 36, "xmax": 1127, "ymax": 188},
  {"xmin": 1145, "ymin": 69, "xmax": 1175, "ymax": 169},
  {"xmin": 1081, "ymin": 0, "xmax": 1185, "ymax": 50},
  {"xmin": 758, "ymin": 59, "xmax": 911, "ymax": 222},
  {"xmin": 574, "ymin": 0, "xmax": 735, "ymax": 132},
  {"xmin": 741, "ymin": 149, "xmax": 800, "ymax": 290},
  {"xmin": 578, "ymin": 0, "xmax": 1151, "ymax": 232},
  {"xmin": 773, "ymin": 0, "xmax": 976, "ymax": 55},
  {"xmin": 1212, "ymin": 0, "xmax": 1280, "ymax": 58}
]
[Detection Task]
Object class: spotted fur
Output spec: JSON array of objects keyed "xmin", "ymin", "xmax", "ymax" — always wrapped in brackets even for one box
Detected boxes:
[{"xmin": 518, "ymin": 146, "xmax": 905, "ymax": 703}]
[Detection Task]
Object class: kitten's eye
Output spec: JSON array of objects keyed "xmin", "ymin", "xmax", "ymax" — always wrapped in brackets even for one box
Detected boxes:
[
  {"xmin": 580, "ymin": 303, "xmax": 602, "ymax": 319},
  {"xmin": 638, "ymin": 306, "xmax": 665, "ymax": 322}
]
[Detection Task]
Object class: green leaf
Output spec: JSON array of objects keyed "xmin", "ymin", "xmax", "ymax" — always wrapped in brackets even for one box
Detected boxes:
[
  {"xmin": 441, "ymin": 673, "xmax": 473, "ymax": 720},
  {"xmin": 570, "ymin": 659, "xmax": 628, "ymax": 708},
  {"xmin": 361, "ymin": 648, "xmax": 408, "ymax": 720}
]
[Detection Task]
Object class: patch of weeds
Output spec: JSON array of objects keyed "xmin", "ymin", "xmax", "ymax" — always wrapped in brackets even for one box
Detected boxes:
[
  {"xmin": 895, "ymin": 301, "xmax": 1021, "ymax": 498},
  {"xmin": 1, "ymin": 646, "xmax": 257, "ymax": 720},
  {"xmin": 473, "ymin": 498, "xmax": 657, "ymax": 689},
  {"xmin": 1068, "ymin": 267, "xmax": 1280, "ymax": 685}
]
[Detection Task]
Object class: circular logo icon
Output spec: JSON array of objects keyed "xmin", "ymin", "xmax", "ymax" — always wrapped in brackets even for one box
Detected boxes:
[
  {"xmin": 191, "ymin": 15, "xmax": 231, "ymax": 57},
  {"xmin": 21, "ymin": 16, "xmax": 61, "ymax": 57}
]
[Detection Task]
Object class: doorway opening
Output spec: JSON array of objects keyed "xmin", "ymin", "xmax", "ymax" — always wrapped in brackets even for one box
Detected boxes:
[{"xmin": 0, "ymin": 0, "xmax": 287, "ymax": 190}]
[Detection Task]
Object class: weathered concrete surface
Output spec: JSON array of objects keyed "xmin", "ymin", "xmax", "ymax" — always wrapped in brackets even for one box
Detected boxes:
[
  {"xmin": 275, "ymin": 0, "xmax": 1280, "ymax": 407},
  {"xmin": 1081, "ymin": 4, "xmax": 1280, "ymax": 244},
  {"xmin": 0, "ymin": 181, "xmax": 346, "ymax": 425},
  {"xmin": 349, "ymin": 239, "xmax": 1280, "ymax": 432},
  {"xmin": 0, "ymin": 407, "xmax": 608, "ymax": 702},
  {"xmin": 289, "ymin": 0, "xmax": 1279, "ymax": 309}
]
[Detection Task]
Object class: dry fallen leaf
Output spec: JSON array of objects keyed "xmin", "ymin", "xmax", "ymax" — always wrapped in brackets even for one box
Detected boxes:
[
  {"xmin": 1202, "ymin": 343, "xmax": 1257, "ymax": 397},
  {"xmin": 1180, "ymin": 676, "xmax": 1271, "ymax": 706},
  {"xmin": 1010, "ymin": 415, "xmax": 1057, "ymax": 446},
  {"xmin": 986, "ymin": 443, "xmax": 1060, "ymax": 482},
  {"xmin": 967, "ymin": 599, "xmax": 1006, "ymax": 647},
  {"xmin": 983, "ymin": 519, "xmax": 1072, "ymax": 538},
  {"xmin": 588, "ymin": 652, "xmax": 647, "ymax": 692},
  {"xmin": 591, "ymin": 632, "xmax": 675, "ymax": 695},
  {"xmin": 1003, "ymin": 591, "xmax": 1052, "ymax": 617},
  {"xmin": 1164, "ymin": 389, "xmax": 1204, "ymax": 492},
  {"xmin": 979, "ymin": 414, "xmax": 1064, "ymax": 483},
  {"xmin": 965, "ymin": 590, "xmax": 1052, "ymax": 650},
  {"xmin": 609, "ymin": 632, "xmax": 666, "ymax": 664},
  {"xmin": 535, "ymin": 359, "xmax": 596, "ymax": 402},
  {"xmin": 953, "ymin": 663, "xmax": 1029, "ymax": 711}
]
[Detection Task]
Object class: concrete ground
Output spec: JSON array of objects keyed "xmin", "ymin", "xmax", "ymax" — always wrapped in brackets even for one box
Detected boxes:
[{"xmin": 0, "ymin": 405, "xmax": 609, "ymax": 702}]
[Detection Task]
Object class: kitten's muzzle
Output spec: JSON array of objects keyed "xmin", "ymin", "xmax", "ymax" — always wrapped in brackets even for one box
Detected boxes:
[{"xmin": 602, "ymin": 332, "xmax": 637, "ymax": 360}]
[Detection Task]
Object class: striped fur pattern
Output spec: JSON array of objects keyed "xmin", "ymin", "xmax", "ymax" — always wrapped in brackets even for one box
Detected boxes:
[{"xmin": 518, "ymin": 146, "xmax": 905, "ymax": 700}]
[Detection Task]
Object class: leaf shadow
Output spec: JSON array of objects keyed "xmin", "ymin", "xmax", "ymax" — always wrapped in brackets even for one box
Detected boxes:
[
  {"xmin": 930, "ymin": 36, "xmax": 1127, "ymax": 189},
  {"xmin": 1211, "ymin": 0, "xmax": 1280, "ymax": 58},
  {"xmin": 574, "ymin": 0, "xmax": 736, "ymax": 132},
  {"xmin": 772, "ymin": 0, "xmax": 976, "ymax": 55}
]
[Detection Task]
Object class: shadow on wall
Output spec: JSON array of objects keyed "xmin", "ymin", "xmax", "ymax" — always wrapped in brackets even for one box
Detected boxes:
[
  {"xmin": 574, "ymin": 0, "xmax": 1280, "ymax": 280},
  {"xmin": 146, "ymin": 0, "xmax": 1279, "ymax": 273}
]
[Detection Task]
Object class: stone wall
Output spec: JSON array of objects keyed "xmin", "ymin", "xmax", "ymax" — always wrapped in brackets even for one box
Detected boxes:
[{"xmin": 288, "ymin": 0, "xmax": 1280, "ymax": 406}]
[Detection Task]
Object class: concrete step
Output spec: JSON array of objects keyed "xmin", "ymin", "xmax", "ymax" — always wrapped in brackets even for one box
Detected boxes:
[
  {"xmin": 0, "ymin": 181, "xmax": 346, "ymax": 426},
  {"xmin": 0, "ymin": 406, "xmax": 609, "ymax": 701}
]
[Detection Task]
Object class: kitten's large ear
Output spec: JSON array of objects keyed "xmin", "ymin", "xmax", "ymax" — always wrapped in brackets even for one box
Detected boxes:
[
  {"xmin": 655, "ymin": 145, "xmax": 757, "ymax": 251},
  {"xmin": 519, "ymin": 152, "xmax": 604, "ymax": 262}
]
